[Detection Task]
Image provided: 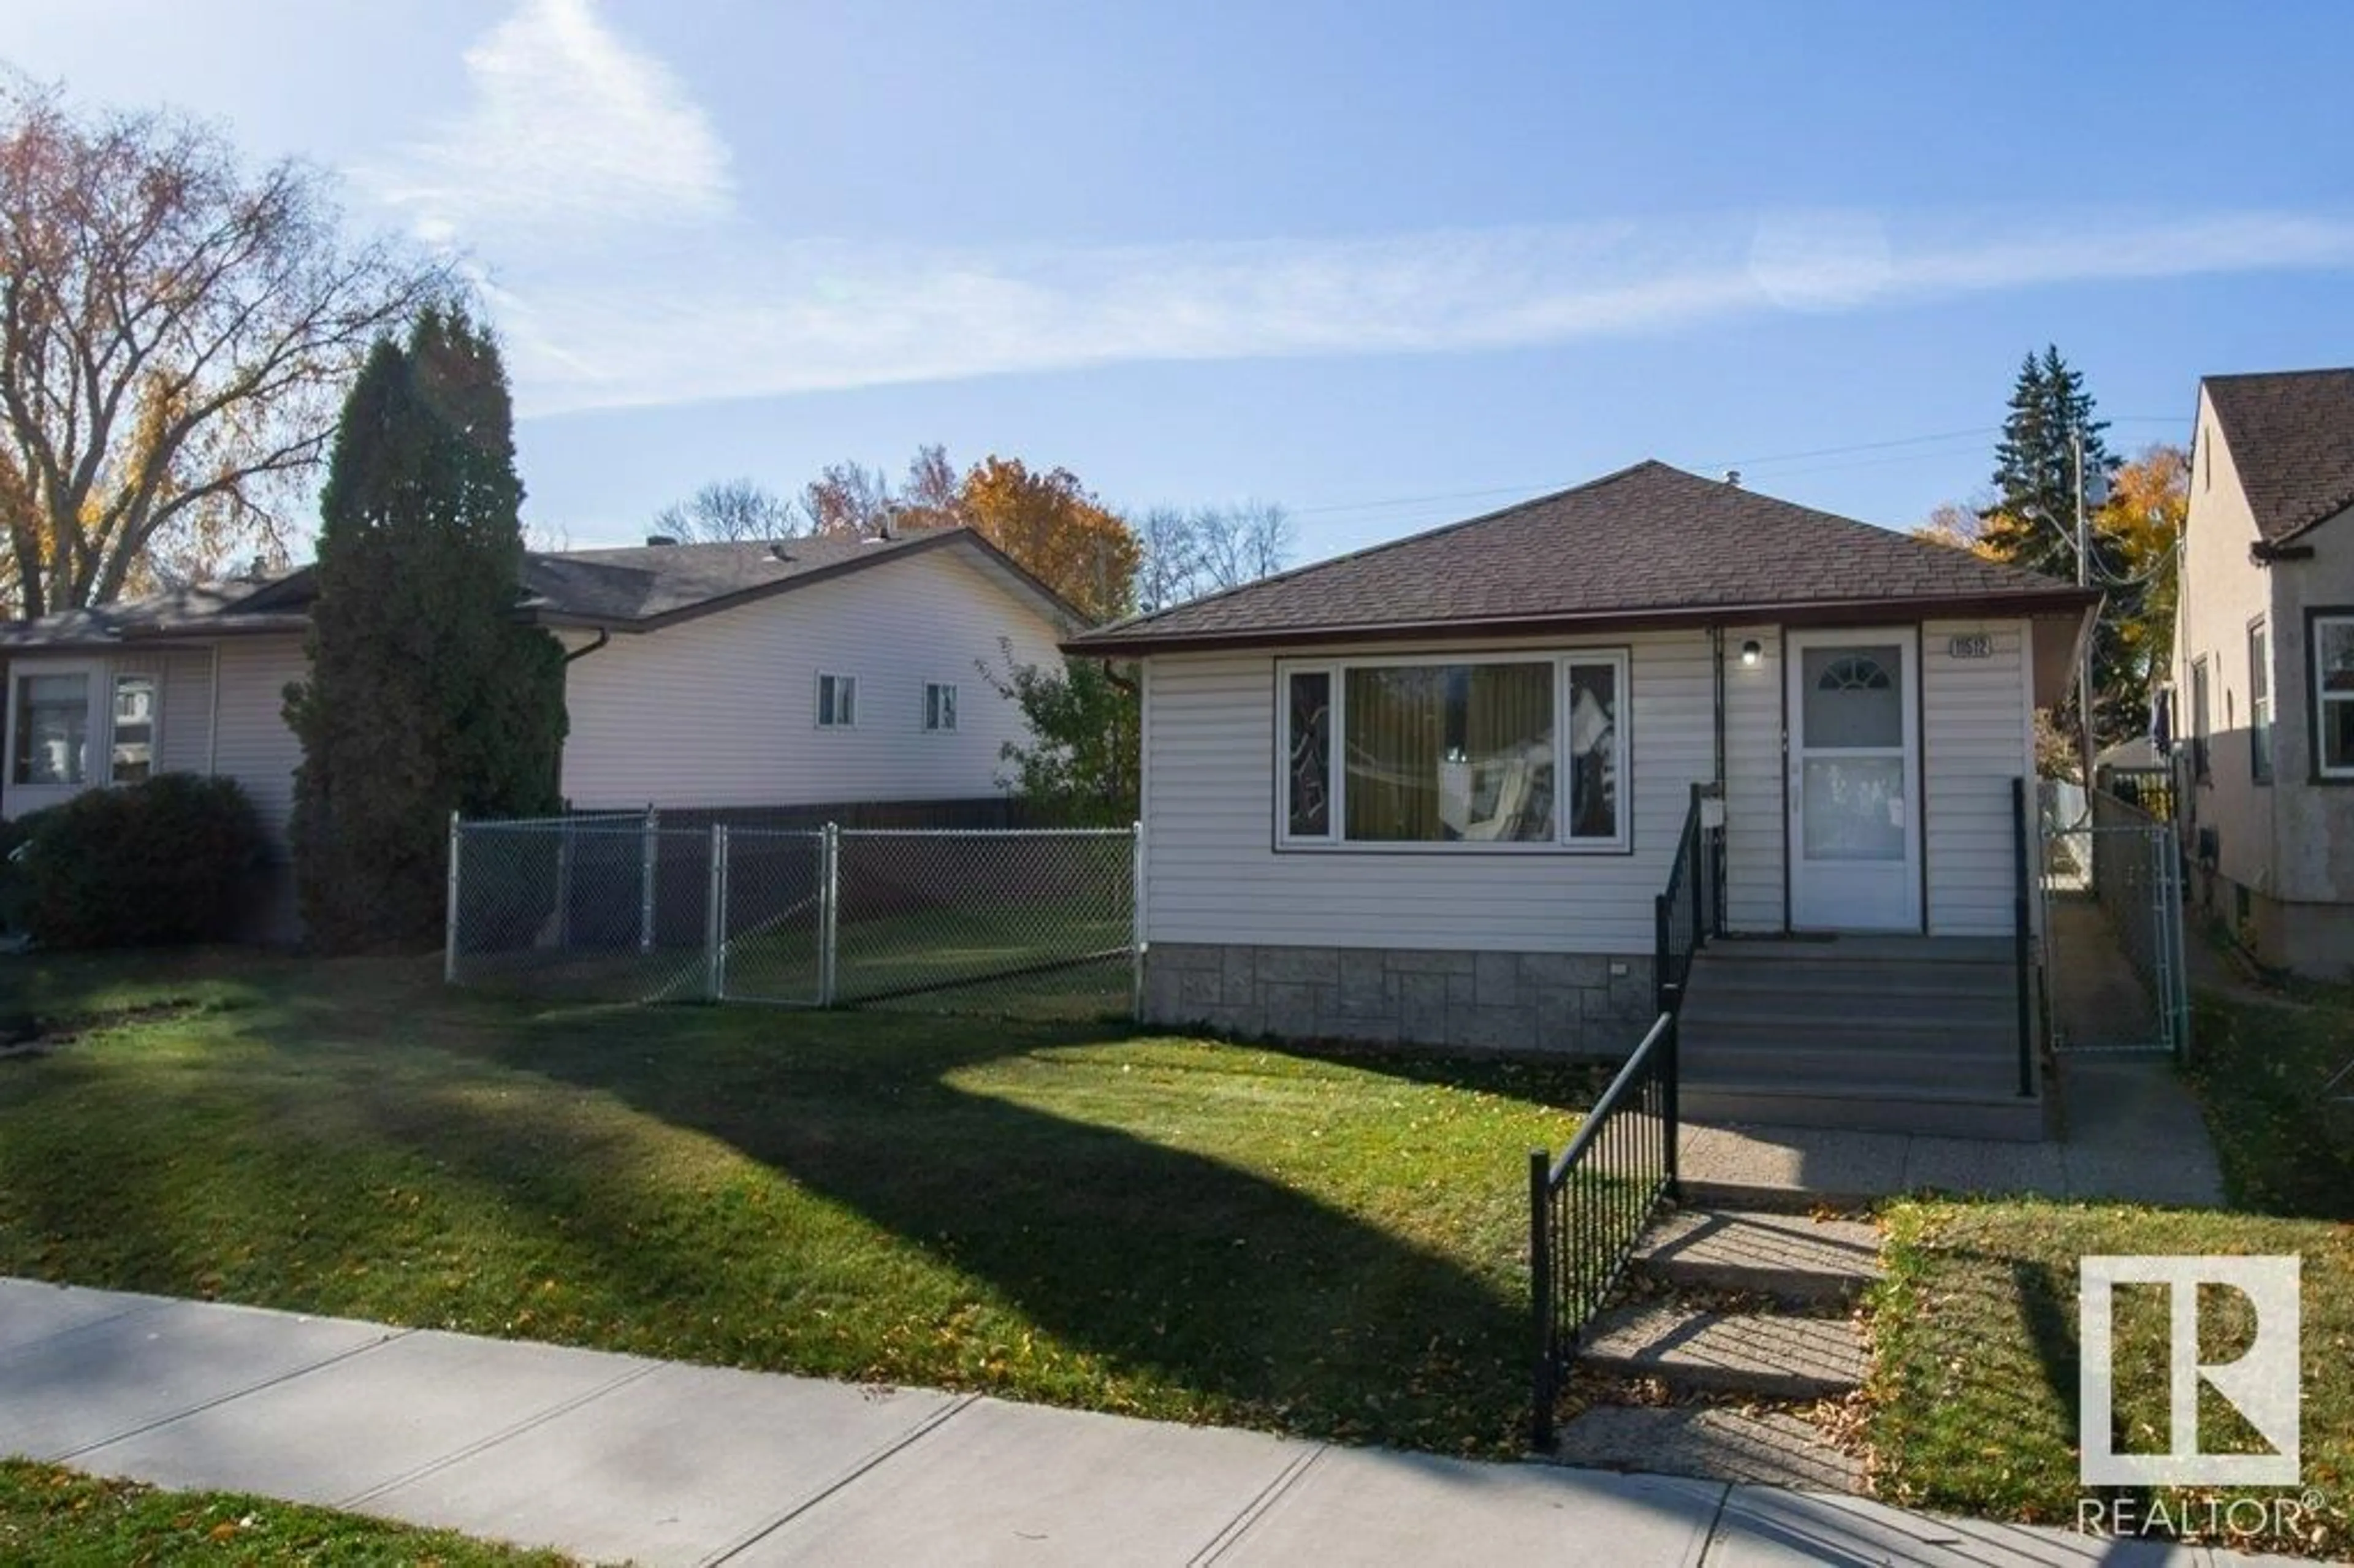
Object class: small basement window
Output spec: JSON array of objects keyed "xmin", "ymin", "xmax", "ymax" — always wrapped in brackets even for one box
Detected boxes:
[
  {"xmin": 112, "ymin": 673, "xmax": 157, "ymax": 783},
  {"xmin": 11, "ymin": 672, "xmax": 90, "ymax": 786},
  {"xmin": 924, "ymin": 682, "xmax": 958, "ymax": 733},
  {"xmin": 815, "ymin": 672, "xmax": 858, "ymax": 729},
  {"xmin": 1276, "ymin": 651, "xmax": 1628, "ymax": 851}
]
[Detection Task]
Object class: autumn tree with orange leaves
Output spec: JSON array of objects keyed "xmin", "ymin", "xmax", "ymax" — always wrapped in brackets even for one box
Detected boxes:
[{"xmin": 0, "ymin": 82, "xmax": 443, "ymax": 616}]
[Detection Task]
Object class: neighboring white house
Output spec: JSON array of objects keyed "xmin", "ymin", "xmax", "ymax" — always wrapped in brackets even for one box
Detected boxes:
[
  {"xmin": 2, "ymin": 528, "xmax": 1077, "ymax": 921},
  {"xmin": 2171, "ymin": 367, "xmax": 2354, "ymax": 976},
  {"xmin": 1067, "ymin": 460, "xmax": 2095, "ymax": 1081}
]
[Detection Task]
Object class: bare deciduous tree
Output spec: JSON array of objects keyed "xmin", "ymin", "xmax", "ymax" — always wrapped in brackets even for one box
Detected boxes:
[
  {"xmin": 1133, "ymin": 506, "xmax": 1203, "ymax": 614},
  {"xmin": 0, "ymin": 80, "xmax": 446, "ymax": 616},
  {"xmin": 797, "ymin": 460, "xmax": 896, "ymax": 538},
  {"xmin": 1133, "ymin": 501, "xmax": 1295, "ymax": 611},
  {"xmin": 652, "ymin": 476, "xmax": 796, "ymax": 542}
]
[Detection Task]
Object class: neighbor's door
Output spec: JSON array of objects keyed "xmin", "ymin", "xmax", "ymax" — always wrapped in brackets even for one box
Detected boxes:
[{"xmin": 1788, "ymin": 629, "xmax": 1921, "ymax": 931}]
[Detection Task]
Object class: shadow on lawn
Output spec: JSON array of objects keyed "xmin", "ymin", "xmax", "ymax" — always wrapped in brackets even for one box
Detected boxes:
[{"xmin": 260, "ymin": 988, "xmax": 1539, "ymax": 1450}]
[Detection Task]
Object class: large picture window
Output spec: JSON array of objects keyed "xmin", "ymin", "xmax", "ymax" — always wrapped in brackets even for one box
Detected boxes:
[{"xmin": 1276, "ymin": 652, "xmax": 1627, "ymax": 850}]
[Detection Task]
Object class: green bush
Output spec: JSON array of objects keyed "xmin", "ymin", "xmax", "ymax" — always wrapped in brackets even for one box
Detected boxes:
[{"xmin": 10, "ymin": 774, "xmax": 267, "ymax": 949}]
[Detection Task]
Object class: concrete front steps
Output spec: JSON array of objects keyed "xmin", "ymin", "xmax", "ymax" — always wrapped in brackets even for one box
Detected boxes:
[
  {"xmin": 1547, "ymin": 1206, "xmax": 1880, "ymax": 1491},
  {"xmin": 1678, "ymin": 937, "xmax": 2046, "ymax": 1141}
]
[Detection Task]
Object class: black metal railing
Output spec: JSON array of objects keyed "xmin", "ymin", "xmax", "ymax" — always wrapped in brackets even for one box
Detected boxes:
[
  {"xmin": 2011, "ymin": 776, "xmax": 2035, "ymax": 1097},
  {"xmin": 1654, "ymin": 782, "xmax": 1724, "ymax": 1014},
  {"xmin": 1528, "ymin": 1008, "xmax": 1680, "ymax": 1450}
]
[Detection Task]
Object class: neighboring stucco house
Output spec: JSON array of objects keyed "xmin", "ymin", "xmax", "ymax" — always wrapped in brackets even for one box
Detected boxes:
[
  {"xmin": 4, "ymin": 528, "xmax": 1076, "ymax": 921},
  {"xmin": 1070, "ymin": 461, "xmax": 2094, "ymax": 1136},
  {"xmin": 2171, "ymin": 367, "xmax": 2354, "ymax": 976}
]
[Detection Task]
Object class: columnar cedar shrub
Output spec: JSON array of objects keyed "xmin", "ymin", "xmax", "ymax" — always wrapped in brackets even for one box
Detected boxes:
[
  {"xmin": 285, "ymin": 308, "xmax": 566, "ymax": 951},
  {"xmin": 5, "ymin": 774, "xmax": 265, "ymax": 947}
]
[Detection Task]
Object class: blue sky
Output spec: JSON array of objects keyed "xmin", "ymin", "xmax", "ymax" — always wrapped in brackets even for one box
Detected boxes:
[{"xmin": 7, "ymin": 1, "xmax": 2352, "ymax": 555}]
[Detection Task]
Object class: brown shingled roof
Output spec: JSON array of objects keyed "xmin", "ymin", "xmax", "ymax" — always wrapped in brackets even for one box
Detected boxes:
[
  {"xmin": 2203, "ymin": 368, "xmax": 2354, "ymax": 544},
  {"xmin": 1070, "ymin": 460, "xmax": 2091, "ymax": 653}
]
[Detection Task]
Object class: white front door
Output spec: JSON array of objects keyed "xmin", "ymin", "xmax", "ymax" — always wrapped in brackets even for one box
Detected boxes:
[{"xmin": 1788, "ymin": 629, "xmax": 1921, "ymax": 931}]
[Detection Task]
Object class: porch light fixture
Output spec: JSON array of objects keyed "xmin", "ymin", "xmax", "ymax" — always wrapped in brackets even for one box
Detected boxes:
[{"xmin": 1740, "ymin": 639, "xmax": 1762, "ymax": 668}]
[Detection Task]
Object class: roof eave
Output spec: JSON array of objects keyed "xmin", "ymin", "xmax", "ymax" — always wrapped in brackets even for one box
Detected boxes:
[{"xmin": 1061, "ymin": 588, "xmax": 2100, "ymax": 658}]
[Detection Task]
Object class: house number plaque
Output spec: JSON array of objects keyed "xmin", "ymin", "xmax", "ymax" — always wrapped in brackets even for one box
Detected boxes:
[{"xmin": 1947, "ymin": 634, "xmax": 1994, "ymax": 660}]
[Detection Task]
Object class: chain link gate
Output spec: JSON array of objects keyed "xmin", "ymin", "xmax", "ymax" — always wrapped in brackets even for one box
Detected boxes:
[
  {"xmin": 2039, "ymin": 788, "xmax": 2189, "ymax": 1057},
  {"xmin": 446, "ymin": 813, "xmax": 1139, "ymax": 1019}
]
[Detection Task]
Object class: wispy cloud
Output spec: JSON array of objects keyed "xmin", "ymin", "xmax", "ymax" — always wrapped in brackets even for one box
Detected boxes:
[
  {"xmin": 363, "ymin": 3, "xmax": 2354, "ymax": 417},
  {"xmin": 359, "ymin": 0, "xmax": 729, "ymax": 246}
]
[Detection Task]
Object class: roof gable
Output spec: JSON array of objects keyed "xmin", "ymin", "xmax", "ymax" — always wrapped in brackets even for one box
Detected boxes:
[
  {"xmin": 2201, "ymin": 368, "xmax": 2354, "ymax": 544},
  {"xmin": 1070, "ymin": 460, "xmax": 2089, "ymax": 653},
  {"xmin": 0, "ymin": 527, "xmax": 1084, "ymax": 650}
]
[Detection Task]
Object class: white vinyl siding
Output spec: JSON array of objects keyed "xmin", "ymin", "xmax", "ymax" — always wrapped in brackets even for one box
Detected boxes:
[
  {"xmin": 208, "ymin": 635, "xmax": 309, "ymax": 845},
  {"xmin": 562, "ymin": 546, "xmax": 1064, "ymax": 809},
  {"xmin": 159, "ymin": 650, "xmax": 214, "ymax": 775},
  {"xmin": 1141, "ymin": 630, "xmax": 1713, "ymax": 954},
  {"xmin": 1720, "ymin": 625, "xmax": 1783, "ymax": 932},
  {"xmin": 0, "ymin": 647, "xmax": 215, "ymax": 817},
  {"xmin": 1922, "ymin": 618, "xmax": 2033, "ymax": 937}
]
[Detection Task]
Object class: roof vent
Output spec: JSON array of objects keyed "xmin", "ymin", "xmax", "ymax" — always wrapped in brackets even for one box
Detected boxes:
[
  {"xmin": 645, "ymin": 533, "xmax": 680, "ymax": 547},
  {"xmin": 1723, "ymin": 469, "xmax": 1742, "ymax": 488},
  {"xmin": 769, "ymin": 541, "xmax": 793, "ymax": 562}
]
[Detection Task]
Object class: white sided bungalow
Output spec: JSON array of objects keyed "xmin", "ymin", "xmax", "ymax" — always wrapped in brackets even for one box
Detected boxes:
[
  {"xmin": 2, "ymin": 528, "xmax": 1078, "ymax": 927},
  {"xmin": 1070, "ymin": 461, "xmax": 2098, "ymax": 1139}
]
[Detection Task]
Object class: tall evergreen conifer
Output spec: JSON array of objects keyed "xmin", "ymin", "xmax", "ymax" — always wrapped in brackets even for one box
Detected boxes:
[
  {"xmin": 1977, "ymin": 346, "xmax": 2148, "ymax": 752},
  {"xmin": 286, "ymin": 309, "xmax": 565, "ymax": 950}
]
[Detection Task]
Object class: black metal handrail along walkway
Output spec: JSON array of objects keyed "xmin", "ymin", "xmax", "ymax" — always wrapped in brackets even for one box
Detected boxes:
[
  {"xmin": 1526, "ymin": 1008, "xmax": 1679, "ymax": 1450},
  {"xmin": 1528, "ymin": 785, "xmax": 1716, "ymax": 1448},
  {"xmin": 1653, "ymin": 782, "xmax": 1724, "ymax": 1014}
]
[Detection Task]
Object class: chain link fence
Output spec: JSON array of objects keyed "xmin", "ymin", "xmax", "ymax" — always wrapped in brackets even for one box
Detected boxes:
[
  {"xmin": 446, "ymin": 811, "xmax": 1138, "ymax": 1020},
  {"xmin": 2040, "ymin": 788, "xmax": 2189, "ymax": 1057}
]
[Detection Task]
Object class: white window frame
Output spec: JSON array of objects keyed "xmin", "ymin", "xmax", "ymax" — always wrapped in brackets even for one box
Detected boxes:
[
  {"xmin": 109, "ymin": 669, "xmax": 161, "ymax": 785},
  {"xmin": 1273, "ymin": 649, "xmax": 1631, "ymax": 854},
  {"xmin": 2248, "ymin": 617, "xmax": 2272, "ymax": 785},
  {"xmin": 923, "ymin": 680, "xmax": 959, "ymax": 733},
  {"xmin": 2312, "ymin": 612, "xmax": 2354, "ymax": 780},
  {"xmin": 815, "ymin": 671, "xmax": 858, "ymax": 730},
  {"xmin": 7, "ymin": 661, "xmax": 101, "ymax": 790}
]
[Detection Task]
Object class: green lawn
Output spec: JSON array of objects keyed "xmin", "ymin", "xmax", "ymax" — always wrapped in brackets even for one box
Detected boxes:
[
  {"xmin": 459, "ymin": 897, "xmax": 1131, "ymax": 1018},
  {"xmin": 0, "ymin": 1460, "xmax": 574, "ymax": 1566},
  {"xmin": 2182, "ymin": 988, "xmax": 2354, "ymax": 1219},
  {"xmin": 1867, "ymin": 1200, "xmax": 2349, "ymax": 1558},
  {"xmin": 0, "ymin": 950, "xmax": 1595, "ymax": 1459},
  {"xmin": 1864, "ymin": 976, "xmax": 2354, "ymax": 1559}
]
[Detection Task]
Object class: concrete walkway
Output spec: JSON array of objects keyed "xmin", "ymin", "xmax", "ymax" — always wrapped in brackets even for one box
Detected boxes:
[
  {"xmin": 0, "ymin": 1277, "xmax": 2282, "ymax": 1566},
  {"xmin": 1680, "ymin": 1057, "xmax": 2226, "ymax": 1209}
]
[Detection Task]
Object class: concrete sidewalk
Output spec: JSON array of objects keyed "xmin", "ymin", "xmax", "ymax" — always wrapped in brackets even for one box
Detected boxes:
[{"xmin": 0, "ymin": 1277, "xmax": 2270, "ymax": 1566}]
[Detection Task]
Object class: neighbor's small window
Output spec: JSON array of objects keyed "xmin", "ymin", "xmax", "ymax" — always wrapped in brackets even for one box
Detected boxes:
[
  {"xmin": 2248, "ymin": 620, "xmax": 2272, "ymax": 784},
  {"xmin": 111, "ymin": 673, "xmax": 157, "ymax": 784},
  {"xmin": 2190, "ymin": 656, "xmax": 2212, "ymax": 782},
  {"xmin": 815, "ymin": 672, "xmax": 858, "ymax": 729},
  {"xmin": 2313, "ymin": 615, "xmax": 2354, "ymax": 778},
  {"xmin": 1276, "ymin": 652, "xmax": 1626, "ymax": 850},
  {"xmin": 11, "ymin": 672, "xmax": 90, "ymax": 786},
  {"xmin": 924, "ymin": 682, "xmax": 958, "ymax": 733}
]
